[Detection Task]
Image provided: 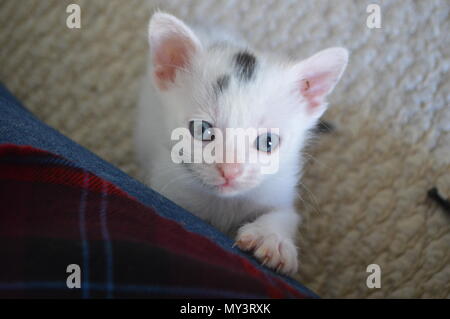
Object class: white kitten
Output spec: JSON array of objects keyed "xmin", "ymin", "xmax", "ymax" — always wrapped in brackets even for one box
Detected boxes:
[{"xmin": 136, "ymin": 12, "xmax": 348, "ymax": 275}]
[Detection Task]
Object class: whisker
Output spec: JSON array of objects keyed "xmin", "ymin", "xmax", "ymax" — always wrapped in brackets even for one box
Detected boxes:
[
  {"xmin": 297, "ymin": 181, "xmax": 322, "ymax": 215},
  {"xmin": 159, "ymin": 172, "xmax": 194, "ymax": 195},
  {"xmin": 302, "ymin": 152, "xmax": 330, "ymax": 170}
]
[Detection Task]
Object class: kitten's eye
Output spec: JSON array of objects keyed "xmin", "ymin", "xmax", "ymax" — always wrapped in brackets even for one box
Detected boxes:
[
  {"xmin": 189, "ymin": 120, "xmax": 215, "ymax": 141},
  {"xmin": 256, "ymin": 133, "xmax": 280, "ymax": 153}
]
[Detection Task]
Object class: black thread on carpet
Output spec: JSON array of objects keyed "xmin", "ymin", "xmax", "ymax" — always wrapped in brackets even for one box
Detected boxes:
[{"xmin": 428, "ymin": 187, "xmax": 450, "ymax": 214}]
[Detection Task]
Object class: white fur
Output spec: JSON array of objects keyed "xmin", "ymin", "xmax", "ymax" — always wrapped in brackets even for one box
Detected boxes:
[{"xmin": 135, "ymin": 12, "xmax": 348, "ymax": 275}]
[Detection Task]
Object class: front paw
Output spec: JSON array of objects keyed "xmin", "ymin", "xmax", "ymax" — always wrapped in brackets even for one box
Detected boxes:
[{"xmin": 235, "ymin": 223, "xmax": 298, "ymax": 275}]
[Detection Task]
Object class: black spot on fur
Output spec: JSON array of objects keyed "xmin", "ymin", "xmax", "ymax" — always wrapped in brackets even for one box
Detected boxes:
[
  {"xmin": 215, "ymin": 75, "xmax": 230, "ymax": 94},
  {"xmin": 234, "ymin": 51, "xmax": 257, "ymax": 81}
]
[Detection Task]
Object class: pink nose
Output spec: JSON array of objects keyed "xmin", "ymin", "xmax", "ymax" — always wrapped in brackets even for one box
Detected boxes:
[{"xmin": 217, "ymin": 163, "xmax": 242, "ymax": 181}]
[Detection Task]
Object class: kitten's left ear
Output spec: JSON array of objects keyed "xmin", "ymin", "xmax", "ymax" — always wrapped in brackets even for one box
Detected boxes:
[
  {"xmin": 294, "ymin": 47, "xmax": 349, "ymax": 118},
  {"xmin": 149, "ymin": 12, "xmax": 203, "ymax": 90}
]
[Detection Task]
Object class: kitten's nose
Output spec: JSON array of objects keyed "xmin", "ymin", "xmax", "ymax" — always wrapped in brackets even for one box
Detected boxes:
[{"xmin": 217, "ymin": 163, "xmax": 242, "ymax": 181}]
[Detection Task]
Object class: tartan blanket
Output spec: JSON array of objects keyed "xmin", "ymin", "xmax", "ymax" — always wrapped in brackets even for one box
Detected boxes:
[{"xmin": 0, "ymin": 144, "xmax": 314, "ymax": 298}]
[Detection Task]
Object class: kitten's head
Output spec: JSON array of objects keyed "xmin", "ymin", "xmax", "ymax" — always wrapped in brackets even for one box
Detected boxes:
[{"xmin": 148, "ymin": 12, "xmax": 348, "ymax": 197}]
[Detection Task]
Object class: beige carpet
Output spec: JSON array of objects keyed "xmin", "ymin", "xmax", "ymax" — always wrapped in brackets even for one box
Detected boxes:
[{"xmin": 1, "ymin": 0, "xmax": 449, "ymax": 298}]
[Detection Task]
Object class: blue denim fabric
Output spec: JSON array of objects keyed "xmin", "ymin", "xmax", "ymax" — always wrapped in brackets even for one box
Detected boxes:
[{"xmin": 0, "ymin": 83, "xmax": 318, "ymax": 297}]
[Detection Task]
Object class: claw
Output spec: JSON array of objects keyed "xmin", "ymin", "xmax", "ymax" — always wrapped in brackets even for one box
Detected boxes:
[
  {"xmin": 262, "ymin": 256, "xmax": 271, "ymax": 266},
  {"xmin": 245, "ymin": 240, "xmax": 255, "ymax": 250},
  {"xmin": 235, "ymin": 238, "xmax": 254, "ymax": 251},
  {"xmin": 276, "ymin": 262, "xmax": 284, "ymax": 273}
]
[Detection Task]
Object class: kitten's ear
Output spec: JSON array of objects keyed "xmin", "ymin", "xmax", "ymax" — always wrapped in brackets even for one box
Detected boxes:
[
  {"xmin": 148, "ymin": 12, "xmax": 202, "ymax": 90},
  {"xmin": 294, "ymin": 47, "xmax": 348, "ymax": 117}
]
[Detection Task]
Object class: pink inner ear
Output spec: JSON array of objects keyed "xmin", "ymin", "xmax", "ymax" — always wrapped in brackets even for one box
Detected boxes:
[
  {"xmin": 299, "ymin": 72, "xmax": 335, "ymax": 110},
  {"xmin": 153, "ymin": 36, "xmax": 194, "ymax": 90}
]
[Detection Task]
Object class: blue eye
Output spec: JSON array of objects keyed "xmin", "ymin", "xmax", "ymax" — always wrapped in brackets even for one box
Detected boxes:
[
  {"xmin": 189, "ymin": 120, "xmax": 215, "ymax": 141},
  {"xmin": 256, "ymin": 133, "xmax": 280, "ymax": 153}
]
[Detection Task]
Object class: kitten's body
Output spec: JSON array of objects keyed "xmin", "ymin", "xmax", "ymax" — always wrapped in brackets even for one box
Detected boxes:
[{"xmin": 136, "ymin": 13, "xmax": 348, "ymax": 274}]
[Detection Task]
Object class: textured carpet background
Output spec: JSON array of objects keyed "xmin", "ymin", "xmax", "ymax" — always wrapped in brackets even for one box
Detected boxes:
[{"xmin": 1, "ymin": 0, "xmax": 449, "ymax": 298}]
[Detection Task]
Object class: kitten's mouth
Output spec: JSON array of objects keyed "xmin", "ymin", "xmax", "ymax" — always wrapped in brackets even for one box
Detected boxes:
[
  {"xmin": 218, "ymin": 181, "xmax": 234, "ymax": 191},
  {"xmin": 184, "ymin": 165, "xmax": 252, "ymax": 196},
  {"xmin": 214, "ymin": 180, "xmax": 243, "ymax": 196},
  {"xmin": 219, "ymin": 180, "xmax": 232, "ymax": 188}
]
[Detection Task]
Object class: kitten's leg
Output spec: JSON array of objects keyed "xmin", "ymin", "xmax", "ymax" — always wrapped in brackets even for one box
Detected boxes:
[{"xmin": 235, "ymin": 209, "xmax": 300, "ymax": 275}]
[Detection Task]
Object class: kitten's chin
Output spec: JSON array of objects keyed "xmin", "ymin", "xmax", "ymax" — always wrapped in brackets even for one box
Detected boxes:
[{"xmin": 215, "ymin": 185, "xmax": 243, "ymax": 197}]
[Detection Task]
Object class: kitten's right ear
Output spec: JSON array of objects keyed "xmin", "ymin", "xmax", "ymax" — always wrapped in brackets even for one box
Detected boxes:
[{"xmin": 149, "ymin": 12, "xmax": 202, "ymax": 90}]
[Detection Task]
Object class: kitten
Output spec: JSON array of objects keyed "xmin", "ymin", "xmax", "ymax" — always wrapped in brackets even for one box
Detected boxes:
[{"xmin": 136, "ymin": 12, "xmax": 348, "ymax": 275}]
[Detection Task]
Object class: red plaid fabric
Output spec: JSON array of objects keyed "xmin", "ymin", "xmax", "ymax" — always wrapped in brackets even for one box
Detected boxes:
[{"xmin": 0, "ymin": 144, "xmax": 315, "ymax": 298}]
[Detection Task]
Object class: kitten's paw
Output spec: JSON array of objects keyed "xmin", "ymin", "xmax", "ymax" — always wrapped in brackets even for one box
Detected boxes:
[{"xmin": 235, "ymin": 224, "xmax": 298, "ymax": 275}]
